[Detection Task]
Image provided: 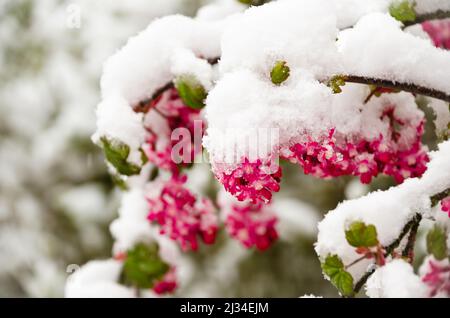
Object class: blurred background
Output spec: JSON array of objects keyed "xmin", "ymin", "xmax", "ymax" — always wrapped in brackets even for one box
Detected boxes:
[{"xmin": 0, "ymin": 0, "xmax": 438, "ymax": 297}]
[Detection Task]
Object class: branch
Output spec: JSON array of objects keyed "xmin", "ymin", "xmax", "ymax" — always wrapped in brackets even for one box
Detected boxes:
[
  {"xmin": 344, "ymin": 75, "xmax": 450, "ymax": 103},
  {"xmin": 403, "ymin": 10, "xmax": 450, "ymax": 28},
  {"xmin": 431, "ymin": 188, "xmax": 450, "ymax": 207},
  {"xmin": 133, "ymin": 57, "xmax": 220, "ymax": 113},
  {"xmin": 353, "ymin": 213, "xmax": 422, "ymax": 294},
  {"xmin": 402, "ymin": 214, "xmax": 422, "ymax": 262}
]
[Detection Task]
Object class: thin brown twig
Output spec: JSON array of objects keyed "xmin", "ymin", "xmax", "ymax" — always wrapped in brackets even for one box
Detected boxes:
[
  {"xmin": 344, "ymin": 75, "xmax": 450, "ymax": 103},
  {"xmin": 352, "ymin": 213, "xmax": 422, "ymax": 294},
  {"xmin": 403, "ymin": 10, "xmax": 450, "ymax": 28}
]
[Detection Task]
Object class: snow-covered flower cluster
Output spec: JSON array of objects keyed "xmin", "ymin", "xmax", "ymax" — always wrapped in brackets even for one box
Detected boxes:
[{"xmin": 67, "ymin": 0, "xmax": 450, "ymax": 298}]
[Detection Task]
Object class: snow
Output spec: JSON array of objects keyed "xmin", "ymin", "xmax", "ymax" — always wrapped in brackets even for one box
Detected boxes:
[
  {"xmin": 196, "ymin": 0, "xmax": 246, "ymax": 21},
  {"xmin": 219, "ymin": 0, "xmax": 341, "ymax": 79},
  {"xmin": 65, "ymin": 259, "xmax": 135, "ymax": 298},
  {"xmin": 205, "ymin": 69, "xmax": 333, "ymax": 168},
  {"xmin": 415, "ymin": 0, "xmax": 450, "ymax": 14},
  {"xmin": 330, "ymin": 0, "xmax": 390, "ymax": 29},
  {"xmin": 170, "ymin": 48, "xmax": 215, "ymax": 90},
  {"xmin": 110, "ymin": 188, "xmax": 154, "ymax": 253},
  {"xmin": 366, "ymin": 259, "xmax": 428, "ymax": 298},
  {"xmin": 338, "ymin": 13, "xmax": 450, "ymax": 95},
  {"xmin": 93, "ymin": 96, "xmax": 147, "ymax": 166}
]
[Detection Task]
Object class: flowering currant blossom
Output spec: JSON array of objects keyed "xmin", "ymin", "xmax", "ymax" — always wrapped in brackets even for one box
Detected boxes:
[
  {"xmin": 142, "ymin": 88, "xmax": 204, "ymax": 174},
  {"xmin": 152, "ymin": 267, "xmax": 178, "ymax": 295},
  {"xmin": 284, "ymin": 105, "xmax": 428, "ymax": 184},
  {"xmin": 217, "ymin": 158, "xmax": 282, "ymax": 204},
  {"xmin": 441, "ymin": 197, "xmax": 450, "ymax": 217},
  {"xmin": 219, "ymin": 191, "xmax": 279, "ymax": 250},
  {"xmin": 147, "ymin": 175, "xmax": 218, "ymax": 251},
  {"xmin": 422, "ymin": 19, "xmax": 450, "ymax": 50},
  {"xmin": 421, "ymin": 259, "xmax": 450, "ymax": 297}
]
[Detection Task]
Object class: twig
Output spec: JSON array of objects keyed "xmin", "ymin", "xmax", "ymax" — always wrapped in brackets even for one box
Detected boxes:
[
  {"xmin": 352, "ymin": 213, "xmax": 422, "ymax": 294},
  {"xmin": 345, "ymin": 255, "xmax": 367, "ymax": 270},
  {"xmin": 344, "ymin": 75, "xmax": 450, "ymax": 103},
  {"xmin": 403, "ymin": 10, "xmax": 450, "ymax": 28},
  {"xmin": 402, "ymin": 214, "xmax": 422, "ymax": 262},
  {"xmin": 133, "ymin": 57, "xmax": 219, "ymax": 113}
]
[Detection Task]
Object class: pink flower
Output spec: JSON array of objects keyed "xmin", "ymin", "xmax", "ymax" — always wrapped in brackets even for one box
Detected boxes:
[
  {"xmin": 422, "ymin": 19, "xmax": 450, "ymax": 50},
  {"xmin": 284, "ymin": 107, "xmax": 428, "ymax": 184},
  {"xmin": 143, "ymin": 88, "xmax": 204, "ymax": 174},
  {"xmin": 441, "ymin": 197, "xmax": 450, "ymax": 217},
  {"xmin": 147, "ymin": 175, "xmax": 218, "ymax": 251},
  {"xmin": 153, "ymin": 268, "xmax": 177, "ymax": 295},
  {"xmin": 224, "ymin": 201, "xmax": 278, "ymax": 251},
  {"xmin": 422, "ymin": 260, "xmax": 450, "ymax": 297},
  {"xmin": 218, "ymin": 158, "xmax": 282, "ymax": 204}
]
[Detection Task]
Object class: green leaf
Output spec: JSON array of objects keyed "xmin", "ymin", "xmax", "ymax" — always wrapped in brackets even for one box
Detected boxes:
[
  {"xmin": 345, "ymin": 221, "xmax": 379, "ymax": 248},
  {"xmin": 328, "ymin": 75, "xmax": 346, "ymax": 94},
  {"xmin": 426, "ymin": 225, "xmax": 448, "ymax": 260},
  {"xmin": 331, "ymin": 270, "xmax": 354, "ymax": 297},
  {"xmin": 321, "ymin": 255, "xmax": 354, "ymax": 297},
  {"xmin": 101, "ymin": 137, "xmax": 141, "ymax": 176},
  {"xmin": 120, "ymin": 243, "xmax": 170, "ymax": 289},
  {"xmin": 321, "ymin": 254, "xmax": 344, "ymax": 278},
  {"xmin": 174, "ymin": 75, "xmax": 207, "ymax": 109},
  {"xmin": 389, "ymin": 0, "xmax": 416, "ymax": 23},
  {"xmin": 270, "ymin": 60, "xmax": 290, "ymax": 85}
]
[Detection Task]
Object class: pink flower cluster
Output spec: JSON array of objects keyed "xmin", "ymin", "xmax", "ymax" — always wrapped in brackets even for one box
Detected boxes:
[
  {"xmin": 285, "ymin": 120, "xmax": 428, "ymax": 184},
  {"xmin": 153, "ymin": 268, "xmax": 177, "ymax": 295},
  {"xmin": 224, "ymin": 201, "xmax": 278, "ymax": 251},
  {"xmin": 422, "ymin": 19, "xmax": 450, "ymax": 50},
  {"xmin": 218, "ymin": 158, "xmax": 282, "ymax": 204},
  {"xmin": 143, "ymin": 88, "xmax": 204, "ymax": 174},
  {"xmin": 422, "ymin": 260, "xmax": 450, "ymax": 297},
  {"xmin": 441, "ymin": 197, "xmax": 450, "ymax": 217},
  {"xmin": 147, "ymin": 175, "xmax": 218, "ymax": 251},
  {"xmin": 216, "ymin": 105, "xmax": 428, "ymax": 204}
]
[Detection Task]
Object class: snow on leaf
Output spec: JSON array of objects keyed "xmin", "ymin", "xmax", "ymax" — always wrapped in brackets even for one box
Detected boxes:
[{"xmin": 101, "ymin": 137, "xmax": 141, "ymax": 176}]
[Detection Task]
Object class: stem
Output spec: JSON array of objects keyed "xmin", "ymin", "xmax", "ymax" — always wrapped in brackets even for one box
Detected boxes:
[
  {"xmin": 431, "ymin": 188, "xmax": 450, "ymax": 207},
  {"xmin": 345, "ymin": 255, "xmax": 367, "ymax": 270},
  {"xmin": 344, "ymin": 75, "xmax": 450, "ymax": 103},
  {"xmin": 353, "ymin": 213, "xmax": 422, "ymax": 294},
  {"xmin": 133, "ymin": 57, "xmax": 219, "ymax": 113},
  {"xmin": 402, "ymin": 214, "xmax": 422, "ymax": 262},
  {"xmin": 403, "ymin": 10, "xmax": 450, "ymax": 28},
  {"xmin": 133, "ymin": 82, "xmax": 174, "ymax": 113}
]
